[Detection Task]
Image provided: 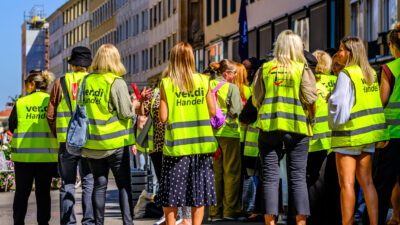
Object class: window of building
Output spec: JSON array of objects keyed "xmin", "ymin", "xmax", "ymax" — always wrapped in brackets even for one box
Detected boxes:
[
  {"xmin": 71, "ymin": 6, "xmax": 74, "ymax": 21},
  {"xmin": 158, "ymin": 1, "xmax": 162, "ymax": 24},
  {"xmin": 383, "ymin": 0, "xmax": 398, "ymax": 31},
  {"xmin": 75, "ymin": 4, "xmax": 78, "ymax": 19},
  {"xmin": 154, "ymin": 5, "xmax": 158, "ymax": 26},
  {"xmin": 136, "ymin": 14, "xmax": 139, "ymax": 34},
  {"xmin": 173, "ymin": 0, "xmax": 177, "ymax": 13},
  {"xmin": 150, "ymin": 47, "xmax": 153, "ymax": 68},
  {"xmin": 366, "ymin": 0, "xmax": 380, "ymax": 41},
  {"xmin": 222, "ymin": 0, "xmax": 227, "ymax": 18},
  {"xmin": 150, "ymin": 8, "xmax": 153, "ymax": 29},
  {"xmin": 230, "ymin": 0, "xmax": 236, "ymax": 13},
  {"xmin": 154, "ymin": 45, "xmax": 157, "ymax": 67},
  {"xmin": 84, "ymin": 0, "xmax": 88, "ymax": 13},
  {"xmin": 207, "ymin": 0, "xmax": 212, "ymax": 25},
  {"xmin": 163, "ymin": 0, "xmax": 167, "ymax": 20},
  {"xmin": 214, "ymin": 0, "xmax": 219, "ymax": 22},
  {"xmin": 168, "ymin": 0, "xmax": 171, "ymax": 16},
  {"xmin": 168, "ymin": 36, "xmax": 171, "ymax": 59},
  {"xmin": 86, "ymin": 22, "xmax": 89, "ymax": 38},
  {"xmin": 163, "ymin": 39, "xmax": 166, "ymax": 62},
  {"xmin": 173, "ymin": 32, "xmax": 177, "ymax": 46}
]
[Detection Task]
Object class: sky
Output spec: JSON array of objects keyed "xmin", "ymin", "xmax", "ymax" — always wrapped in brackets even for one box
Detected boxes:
[{"xmin": 0, "ymin": 0, "xmax": 66, "ymax": 111}]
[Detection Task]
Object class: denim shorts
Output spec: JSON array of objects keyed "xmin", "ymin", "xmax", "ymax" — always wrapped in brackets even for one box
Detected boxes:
[{"xmin": 333, "ymin": 143, "xmax": 375, "ymax": 155}]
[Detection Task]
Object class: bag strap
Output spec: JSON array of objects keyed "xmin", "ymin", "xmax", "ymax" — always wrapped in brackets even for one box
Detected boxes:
[
  {"xmin": 60, "ymin": 76, "xmax": 72, "ymax": 113},
  {"xmin": 77, "ymin": 75, "xmax": 89, "ymax": 106},
  {"xmin": 212, "ymin": 81, "xmax": 227, "ymax": 94}
]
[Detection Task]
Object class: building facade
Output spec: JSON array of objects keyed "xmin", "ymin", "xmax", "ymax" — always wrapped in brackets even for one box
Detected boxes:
[
  {"xmin": 345, "ymin": 0, "xmax": 399, "ymax": 67},
  {"xmin": 90, "ymin": 0, "xmax": 117, "ymax": 55},
  {"xmin": 48, "ymin": 10, "xmax": 63, "ymax": 79},
  {"xmin": 203, "ymin": 0, "xmax": 345, "ymax": 67}
]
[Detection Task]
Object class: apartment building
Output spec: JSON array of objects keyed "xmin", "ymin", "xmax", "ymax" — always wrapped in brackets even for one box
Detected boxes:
[
  {"xmin": 345, "ymin": 0, "xmax": 398, "ymax": 66},
  {"xmin": 203, "ymin": 0, "xmax": 345, "ymax": 66},
  {"xmin": 48, "ymin": 10, "xmax": 63, "ymax": 79},
  {"xmin": 90, "ymin": 0, "xmax": 117, "ymax": 55},
  {"xmin": 115, "ymin": 0, "xmax": 203, "ymax": 88},
  {"xmin": 116, "ymin": 0, "xmax": 150, "ymax": 87}
]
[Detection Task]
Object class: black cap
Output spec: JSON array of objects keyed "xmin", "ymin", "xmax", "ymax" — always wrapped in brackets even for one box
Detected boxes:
[
  {"xmin": 304, "ymin": 50, "xmax": 318, "ymax": 74},
  {"xmin": 68, "ymin": 46, "xmax": 92, "ymax": 67}
]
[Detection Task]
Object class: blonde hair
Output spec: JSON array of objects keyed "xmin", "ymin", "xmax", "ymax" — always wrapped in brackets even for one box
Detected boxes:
[
  {"xmin": 91, "ymin": 44, "xmax": 126, "ymax": 75},
  {"xmin": 274, "ymin": 30, "xmax": 306, "ymax": 66},
  {"xmin": 167, "ymin": 42, "xmax": 196, "ymax": 92},
  {"xmin": 26, "ymin": 69, "xmax": 54, "ymax": 90},
  {"xmin": 313, "ymin": 50, "xmax": 332, "ymax": 75},
  {"xmin": 232, "ymin": 63, "xmax": 249, "ymax": 99},
  {"xmin": 341, "ymin": 37, "xmax": 375, "ymax": 85}
]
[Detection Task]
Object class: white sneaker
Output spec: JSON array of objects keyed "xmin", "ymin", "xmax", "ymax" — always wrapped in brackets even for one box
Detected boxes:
[
  {"xmin": 154, "ymin": 215, "xmax": 166, "ymax": 225},
  {"xmin": 175, "ymin": 219, "xmax": 183, "ymax": 225}
]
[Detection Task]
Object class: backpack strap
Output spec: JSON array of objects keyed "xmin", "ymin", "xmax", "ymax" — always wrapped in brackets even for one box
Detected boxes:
[
  {"xmin": 212, "ymin": 81, "xmax": 227, "ymax": 99},
  {"xmin": 60, "ymin": 76, "xmax": 72, "ymax": 113}
]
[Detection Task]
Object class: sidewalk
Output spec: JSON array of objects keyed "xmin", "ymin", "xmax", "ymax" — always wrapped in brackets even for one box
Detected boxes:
[{"xmin": 0, "ymin": 179, "xmax": 265, "ymax": 225}]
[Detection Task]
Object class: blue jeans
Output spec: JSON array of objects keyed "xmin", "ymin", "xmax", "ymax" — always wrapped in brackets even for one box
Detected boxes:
[
  {"xmin": 59, "ymin": 144, "xmax": 94, "ymax": 225},
  {"xmin": 88, "ymin": 147, "xmax": 133, "ymax": 225}
]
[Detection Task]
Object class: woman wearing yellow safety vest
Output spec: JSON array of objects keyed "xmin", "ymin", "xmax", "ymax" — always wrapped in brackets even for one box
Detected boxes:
[
  {"xmin": 156, "ymin": 42, "xmax": 217, "ymax": 225},
  {"xmin": 371, "ymin": 22, "xmax": 400, "ymax": 225},
  {"xmin": 306, "ymin": 50, "xmax": 337, "ymax": 225},
  {"xmin": 208, "ymin": 59, "xmax": 243, "ymax": 221},
  {"xmin": 252, "ymin": 30, "xmax": 317, "ymax": 225},
  {"xmin": 81, "ymin": 44, "xmax": 136, "ymax": 225},
  {"xmin": 9, "ymin": 69, "xmax": 58, "ymax": 225},
  {"xmin": 328, "ymin": 37, "xmax": 388, "ymax": 225}
]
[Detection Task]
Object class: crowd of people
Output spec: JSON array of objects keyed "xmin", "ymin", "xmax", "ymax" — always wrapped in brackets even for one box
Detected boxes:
[{"xmin": 6, "ymin": 21, "xmax": 400, "ymax": 225}]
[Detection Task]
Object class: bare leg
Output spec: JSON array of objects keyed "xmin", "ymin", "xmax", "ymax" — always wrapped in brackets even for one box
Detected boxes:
[
  {"xmin": 191, "ymin": 206, "xmax": 204, "ymax": 225},
  {"xmin": 264, "ymin": 214, "xmax": 275, "ymax": 225},
  {"xmin": 164, "ymin": 207, "xmax": 178, "ymax": 225},
  {"xmin": 389, "ymin": 179, "xmax": 400, "ymax": 224},
  {"xmin": 355, "ymin": 152, "xmax": 378, "ymax": 225},
  {"xmin": 336, "ymin": 153, "xmax": 357, "ymax": 225}
]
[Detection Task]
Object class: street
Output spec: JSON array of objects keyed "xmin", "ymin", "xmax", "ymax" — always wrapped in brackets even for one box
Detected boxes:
[{"xmin": 0, "ymin": 179, "xmax": 265, "ymax": 225}]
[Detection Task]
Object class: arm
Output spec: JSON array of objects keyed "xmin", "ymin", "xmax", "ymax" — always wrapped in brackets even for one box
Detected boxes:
[
  {"xmin": 380, "ymin": 69, "xmax": 391, "ymax": 107},
  {"xmin": 8, "ymin": 106, "xmax": 17, "ymax": 134},
  {"xmin": 109, "ymin": 79, "xmax": 135, "ymax": 119},
  {"xmin": 206, "ymin": 85, "xmax": 216, "ymax": 118},
  {"xmin": 159, "ymin": 83, "xmax": 168, "ymax": 124},
  {"xmin": 46, "ymin": 78, "xmax": 62, "ymax": 136},
  {"xmin": 328, "ymin": 72, "xmax": 355, "ymax": 129},
  {"xmin": 300, "ymin": 66, "xmax": 318, "ymax": 106}
]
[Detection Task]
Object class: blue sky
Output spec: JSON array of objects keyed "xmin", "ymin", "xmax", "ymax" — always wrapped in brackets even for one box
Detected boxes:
[{"xmin": 0, "ymin": 0, "xmax": 66, "ymax": 111}]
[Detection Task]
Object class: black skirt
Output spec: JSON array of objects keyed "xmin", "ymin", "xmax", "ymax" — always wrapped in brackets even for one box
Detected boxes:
[{"xmin": 155, "ymin": 154, "xmax": 217, "ymax": 207}]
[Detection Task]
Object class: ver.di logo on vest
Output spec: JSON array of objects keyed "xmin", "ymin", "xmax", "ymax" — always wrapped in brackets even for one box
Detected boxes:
[
  {"xmin": 175, "ymin": 88, "xmax": 206, "ymax": 106},
  {"xmin": 84, "ymin": 88, "xmax": 104, "ymax": 104},
  {"xmin": 26, "ymin": 106, "xmax": 48, "ymax": 119}
]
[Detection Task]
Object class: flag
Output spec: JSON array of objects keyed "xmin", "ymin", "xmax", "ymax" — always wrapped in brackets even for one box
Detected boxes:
[{"xmin": 238, "ymin": 0, "xmax": 248, "ymax": 61}]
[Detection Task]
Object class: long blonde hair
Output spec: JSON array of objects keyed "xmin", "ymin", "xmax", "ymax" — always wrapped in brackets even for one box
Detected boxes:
[
  {"xmin": 167, "ymin": 42, "xmax": 196, "ymax": 92},
  {"xmin": 341, "ymin": 37, "xmax": 375, "ymax": 85},
  {"xmin": 232, "ymin": 63, "xmax": 249, "ymax": 99},
  {"xmin": 274, "ymin": 30, "xmax": 306, "ymax": 66},
  {"xmin": 312, "ymin": 50, "xmax": 332, "ymax": 75},
  {"xmin": 91, "ymin": 44, "xmax": 126, "ymax": 75}
]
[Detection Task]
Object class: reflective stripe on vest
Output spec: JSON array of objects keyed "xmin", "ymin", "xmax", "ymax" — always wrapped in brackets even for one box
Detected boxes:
[
  {"xmin": 56, "ymin": 72, "xmax": 87, "ymax": 143},
  {"xmin": 162, "ymin": 73, "xmax": 217, "ymax": 156},
  {"xmin": 210, "ymin": 79, "xmax": 241, "ymax": 138},
  {"xmin": 331, "ymin": 65, "xmax": 388, "ymax": 148},
  {"xmin": 11, "ymin": 92, "xmax": 59, "ymax": 163},
  {"xmin": 384, "ymin": 58, "xmax": 400, "ymax": 138},
  {"xmin": 258, "ymin": 60, "xmax": 311, "ymax": 136},
  {"xmin": 82, "ymin": 73, "xmax": 135, "ymax": 150},
  {"xmin": 309, "ymin": 77, "xmax": 336, "ymax": 152},
  {"xmin": 244, "ymin": 122, "xmax": 259, "ymax": 157}
]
